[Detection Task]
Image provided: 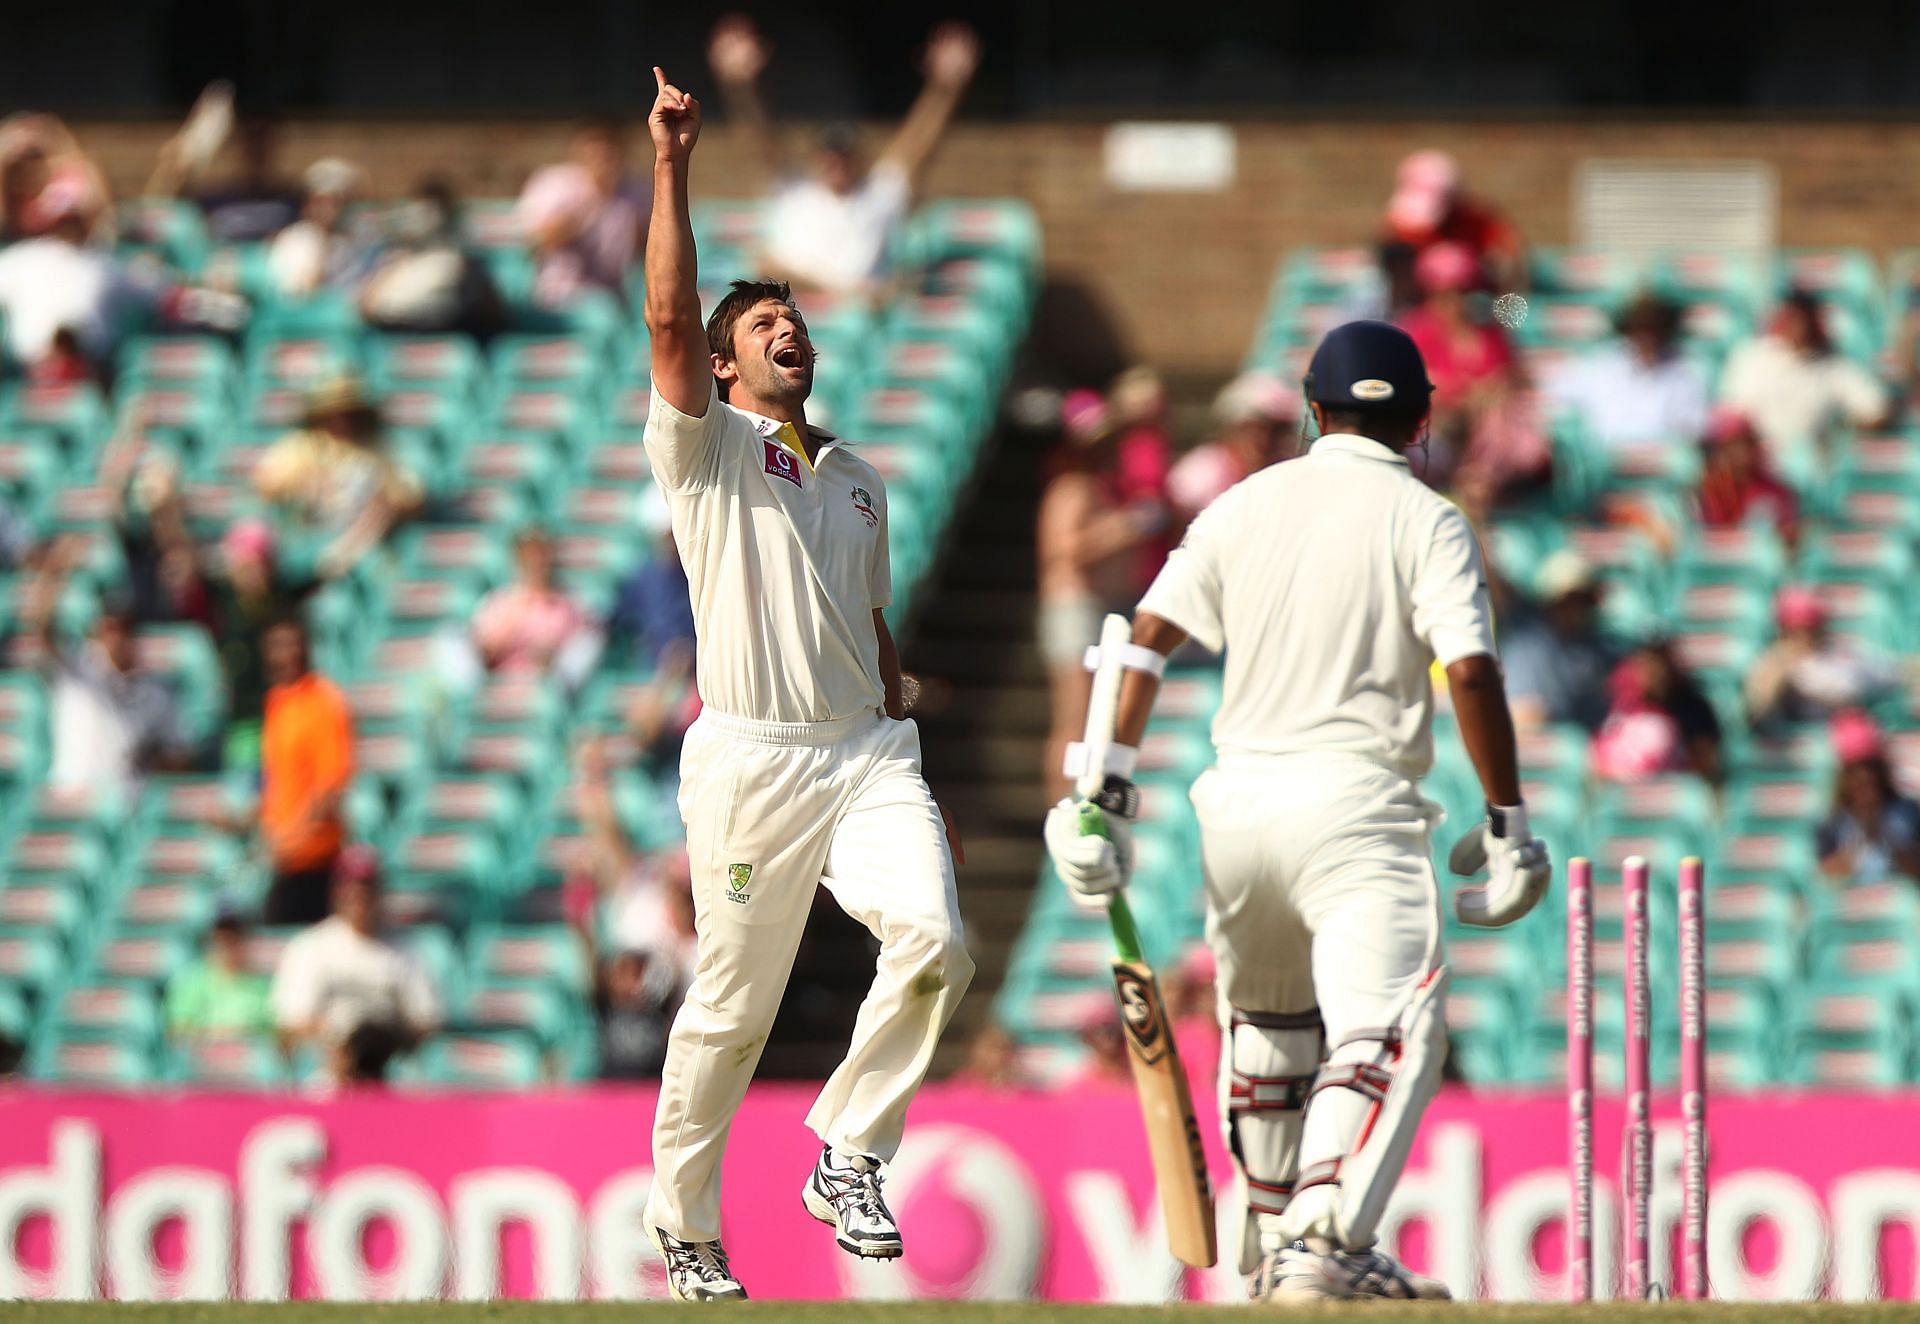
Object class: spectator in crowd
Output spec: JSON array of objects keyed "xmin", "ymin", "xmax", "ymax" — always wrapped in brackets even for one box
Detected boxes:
[
  {"xmin": 469, "ymin": 528, "xmax": 600, "ymax": 688},
  {"xmin": 1397, "ymin": 242, "xmax": 1548, "ymax": 506},
  {"xmin": 23, "ymin": 548, "xmax": 193, "ymax": 796},
  {"xmin": 165, "ymin": 109, "xmax": 301, "ymax": 243},
  {"xmin": 148, "ymin": 93, "xmax": 303, "ymax": 244},
  {"xmin": 258, "ymin": 618, "xmax": 354, "ymax": 925},
  {"xmin": 164, "ymin": 905, "xmax": 272, "ymax": 1042},
  {"xmin": 101, "ymin": 425, "xmax": 204, "ymax": 625},
  {"xmin": 607, "ymin": 485, "xmax": 696, "ymax": 667},
  {"xmin": 1549, "ymin": 293, "xmax": 1710, "ymax": 452},
  {"xmin": 1720, "ymin": 289, "xmax": 1889, "ymax": 457},
  {"xmin": 266, "ymin": 158, "xmax": 383, "ymax": 301},
  {"xmin": 0, "ymin": 112, "xmax": 110, "ymax": 245},
  {"xmin": 1378, "ymin": 149, "xmax": 1524, "ymax": 313},
  {"xmin": 254, "ymin": 374, "xmax": 423, "ymax": 575},
  {"xmin": 1107, "ymin": 366, "xmax": 1175, "ymax": 595},
  {"xmin": 1817, "ymin": 711, "xmax": 1920, "ymax": 886},
  {"xmin": 710, "ymin": 15, "xmax": 980, "ymax": 296},
  {"xmin": 1591, "ymin": 638, "xmax": 1724, "ymax": 786},
  {"xmin": 1746, "ymin": 587, "xmax": 1897, "ymax": 730},
  {"xmin": 1036, "ymin": 389, "xmax": 1163, "ymax": 801},
  {"xmin": 953, "ymin": 1023, "xmax": 1032, "ymax": 1089},
  {"xmin": 517, "ymin": 121, "xmax": 648, "ymax": 307},
  {"xmin": 1695, "ymin": 407, "xmax": 1800, "ymax": 545},
  {"xmin": 566, "ymin": 738, "xmax": 698, "ymax": 992},
  {"xmin": 1167, "ymin": 371, "xmax": 1302, "ymax": 523},
  {"xmin": 0, "ymin": 179, "xmax": 158, "ymax": 372},
  {"xmin": 1501, "ymin": 551, "xmax": 1617, "ymax": 733},
  {"xmin": 272, "ymin": 848, "xmax": 441, "ymax": 1072},
  {"xmin": 360, "ymin": 177, "xmax": 504, "ymax": 337},
  {"xmin": 566, "ymin": 881, "xmax": 678, "ymax": 1081}
]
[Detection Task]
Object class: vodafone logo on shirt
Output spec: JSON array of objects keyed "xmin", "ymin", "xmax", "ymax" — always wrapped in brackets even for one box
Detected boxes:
[{"xmin": 763, "ymin": 441, "xmax": 803, "ymax": 488}]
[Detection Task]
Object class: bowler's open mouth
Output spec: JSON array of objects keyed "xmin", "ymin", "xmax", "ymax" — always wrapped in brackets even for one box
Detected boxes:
[{"xmin": 773, "ymin": 343, "xmax": 806, "ymax": 369}]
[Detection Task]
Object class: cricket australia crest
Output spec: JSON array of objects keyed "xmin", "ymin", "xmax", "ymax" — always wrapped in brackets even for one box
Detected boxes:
[{"xmin": 726, "ymin": 863, "xmax": 753, "ymax": 903}]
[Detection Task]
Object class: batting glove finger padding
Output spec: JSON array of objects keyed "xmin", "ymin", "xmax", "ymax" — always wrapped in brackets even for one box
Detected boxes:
[{"xmin": 1043, "ymin": 798, "xmax": 1134, "ymax": 910}]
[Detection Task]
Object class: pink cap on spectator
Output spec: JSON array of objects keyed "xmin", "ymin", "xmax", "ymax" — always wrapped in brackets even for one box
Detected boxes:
[
  {"xmin": 28, "ymin": 171, "xmax": 97, "ymax": 226},
  {"xmin": 1387, "ymin": 150, "xmax": 1459, "ymax": 238},
  {"xmin": 222, "ymin": 518, "xmax": 275, "ymax": 563},
  {"xmin": 1704, "ymin": 405, "xmax": 1755, "ymax": 447},
  {"xmin": 332, "ymin": 845, "xmax": 383, "ymax": 887},
  {"xmin": 1831, "ymin": 709, "xmax": 1885, "ymax": 764},
  {"xmin": 1415, "ymin": 241, "xmax": 1481, "ymax": 294},
  {"xmin": 1776, "ymin": 586, "xmax": 1827, "ymax": 632},
  {"xmin": 1060, "ymin": 388, "xmax": 1111, "ymax": 442}
]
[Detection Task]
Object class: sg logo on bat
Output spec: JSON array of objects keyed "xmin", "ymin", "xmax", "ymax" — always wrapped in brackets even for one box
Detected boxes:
[{"xmin": 1113, "ymin": 966, "xmax": 1169, "ymax": 1065}]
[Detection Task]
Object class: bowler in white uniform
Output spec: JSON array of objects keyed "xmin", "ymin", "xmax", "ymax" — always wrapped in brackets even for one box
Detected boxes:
[
  {"xmin": 1046, "ymin": 320, "xmax": 1552, "ymax": 1301},
  {"xmin": 639, "ymin": 67, "xmax": 972, "ymax": 1302}
]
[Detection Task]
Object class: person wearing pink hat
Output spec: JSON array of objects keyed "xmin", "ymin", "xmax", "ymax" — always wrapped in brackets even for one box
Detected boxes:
[
  {"xmin": 1817, "ymin": 712, "xmax": 1920, "ymax": 885},
  {"xmin": 1747, "ymin": 586, "xmax": 1896, "ymax": 729},
  {"xmin": 1378, "ymin": 150, "xmax": 1524, "ymax": 311},
  {"xmin": 1696, "ymin": 407, "xmax": 1799, "ymax": 545},
  {"xmin": 1037, "ymin": 386, "xmax": 1164, "ymax": 801},
  {"xmin": 1590, "ymin": 639, "xmax": 1724, "ymax": 786},
  {"xmin": 1396, "ymin": 242, "xmax": 1546, "ymax": 504},
  {"xmin": 1167, "ymin": 371, "xmax": 1304, "ymax": 524}
]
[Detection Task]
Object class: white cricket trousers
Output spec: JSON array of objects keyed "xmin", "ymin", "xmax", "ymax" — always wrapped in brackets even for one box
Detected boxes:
[
  {"xmin": 1191, "ymin": 754, "xmax": 1444, "ymax": 1253},
  {"xmin": 645, "ymin": 707, "xmax": 974, "ymax": 1242}
]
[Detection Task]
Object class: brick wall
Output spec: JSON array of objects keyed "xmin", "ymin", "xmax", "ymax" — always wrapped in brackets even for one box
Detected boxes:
[{"xmin": 73, "ymin": 119, "xmax": 1920, "ymax": 376}]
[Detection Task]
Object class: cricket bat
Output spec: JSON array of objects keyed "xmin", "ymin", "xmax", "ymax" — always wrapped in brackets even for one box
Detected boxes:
[{"xmin": 1078, "ymin": 613, "xmax": 1218, "ymax": 1269}]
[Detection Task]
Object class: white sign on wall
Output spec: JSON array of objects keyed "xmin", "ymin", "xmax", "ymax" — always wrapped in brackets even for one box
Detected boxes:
[{"xmin": 1104, "ymin": 123, "xmax": 1237, "ymax": 193}]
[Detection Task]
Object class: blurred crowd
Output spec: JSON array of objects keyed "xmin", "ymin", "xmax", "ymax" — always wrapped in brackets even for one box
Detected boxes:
[{"xmin": 0, "ymin": 14, "xmax": 985, "ymax": 1088}]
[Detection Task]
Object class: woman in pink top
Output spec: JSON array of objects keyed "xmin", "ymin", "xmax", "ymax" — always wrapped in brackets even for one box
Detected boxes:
[{"xmin": 471, "ymin": 528, "xmax": 594, "ymax": 678}]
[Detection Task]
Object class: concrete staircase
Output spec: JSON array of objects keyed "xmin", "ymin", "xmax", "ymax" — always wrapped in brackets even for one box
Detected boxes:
[{"xmin": 757, "ymin": 425, "xmax": 1051, "ymax": 1077}]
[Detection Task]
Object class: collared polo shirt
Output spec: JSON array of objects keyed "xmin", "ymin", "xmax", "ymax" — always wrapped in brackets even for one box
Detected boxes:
[{"xmin": 1137, "ymin": 433, "xmax": 1495, "ymax": 778}]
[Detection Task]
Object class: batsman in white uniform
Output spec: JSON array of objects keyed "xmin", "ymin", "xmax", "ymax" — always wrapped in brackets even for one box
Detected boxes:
[
  {"xmin": 640, "ymin": 68, "xmax": 973, "ymax": 1302},
  {"xmin": 1045, "ymin": 321, "xmax": 1552, "ymax": 1302}
]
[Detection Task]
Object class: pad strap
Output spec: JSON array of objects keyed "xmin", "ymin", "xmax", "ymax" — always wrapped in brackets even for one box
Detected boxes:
[
  {"xmin": 1311, "ymin": 1060, "xmax": 1394, "ymax": 1105},
  {"xmin": 1246, "ymin": 1176, "xmax": 1296, "ymax": 1218},
  {"xmin": 1293, "ymin": 1158, "xmax": 1343, "ymax": 1195},
  {"xmin": 1232, "ymin": 1072, "xmax": 1316, "ymax": 1112},
  {"xmin": 1082, "ymin": 642, "xmax": 1168, "ymax": 678}
]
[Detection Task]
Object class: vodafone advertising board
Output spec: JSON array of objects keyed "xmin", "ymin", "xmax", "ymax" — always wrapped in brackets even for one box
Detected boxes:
[{"xmin": 2, "ymin": 1085, "xmax": 1918, "ymax": 1302}]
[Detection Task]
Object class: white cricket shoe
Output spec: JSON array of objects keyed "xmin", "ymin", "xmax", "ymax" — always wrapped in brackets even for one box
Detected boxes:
[
  {"xmin": 803, "ymin": 1145, "xmax": 905, "ymax": 1259},
  {"xmin": 648, "ymin": 1225, "xmax": 747, "ymax": 1302},
  {"xmin": 1253, "ymin": 1239, "xmax": 1451, "ymax": 1303}
]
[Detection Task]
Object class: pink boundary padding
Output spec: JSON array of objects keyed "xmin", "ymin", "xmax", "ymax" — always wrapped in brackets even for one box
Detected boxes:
[
  {"xmin": 1679, "ymin": 855, "xmax": 1708, "ymax": 1301},
  {"xmin": 1566, "ymin": 856, "xmax": 1594, "ymax": 1302},
  {"xmin": 1622, "ymin": 854, "xmax": 1652, "ymax": 1300}
]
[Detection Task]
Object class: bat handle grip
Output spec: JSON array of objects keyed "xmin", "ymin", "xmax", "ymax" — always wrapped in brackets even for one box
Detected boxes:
[{"xmin": 1108, "ymin": 891, "xmax": 1145, "ymax": 965}]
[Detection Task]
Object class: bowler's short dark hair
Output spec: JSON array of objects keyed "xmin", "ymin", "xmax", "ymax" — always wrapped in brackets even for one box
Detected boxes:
[{"xmin": 705, "ymin": 279, "xmax": 804, "ymax": 399}]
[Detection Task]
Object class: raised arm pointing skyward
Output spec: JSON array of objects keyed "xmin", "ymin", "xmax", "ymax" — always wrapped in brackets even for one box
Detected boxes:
[{"xmin": 645, "ymin": 67, "xmax": 709, "ymax": 419}]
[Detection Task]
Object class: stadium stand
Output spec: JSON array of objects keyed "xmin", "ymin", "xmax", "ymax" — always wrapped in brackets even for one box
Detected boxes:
[
  {"xmin": 0, "ymin": 193, "xmax": 1039, "ymax": 1087},
  {"xmin": 999, "ymin": 243, "xmax": 1920, "ymax": 1088}
]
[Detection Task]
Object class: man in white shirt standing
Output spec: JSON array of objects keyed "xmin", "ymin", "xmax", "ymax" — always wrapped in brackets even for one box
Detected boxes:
[
  {"xmin": 1045, "ymin": 321, "xmax": 1551, "ymax": 1301},
  {"xmin": 708, "ymin": 17, "xmax": 979, "ymax": 296},
  {"xmin": 271, "ymin": 848, "xmax": 441, "ymax": 1071},
  {"xmin": 639, "ymin": 67, "xmax": 972, "ymax": 1302}
]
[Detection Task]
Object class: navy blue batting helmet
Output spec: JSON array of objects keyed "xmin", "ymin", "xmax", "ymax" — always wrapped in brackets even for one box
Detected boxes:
[{"xmin": 1304, "ymin": 320, "xmax": 1434, "ymax": 411}]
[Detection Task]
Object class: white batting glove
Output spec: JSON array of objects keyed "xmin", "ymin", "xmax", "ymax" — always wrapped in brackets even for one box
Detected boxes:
[
  {"xmin": 1447, "ymin": 802, "xmax": 1552, "ymax": 928},
  {"xmin": 1043, "ymin": 777, "xmax": 1138, "ymax": 912}
]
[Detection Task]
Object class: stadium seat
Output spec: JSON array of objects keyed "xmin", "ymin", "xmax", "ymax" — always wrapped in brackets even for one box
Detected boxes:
[{"xmin": 418, "ymin": 1030, "xmax": 546, "ymax": 1088}]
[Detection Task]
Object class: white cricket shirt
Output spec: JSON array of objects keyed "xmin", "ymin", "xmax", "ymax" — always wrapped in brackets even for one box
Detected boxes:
[
  {"xmin": 1137, "ymin": 433, "xmax": 1495, "ymax": 778},
  {"xmin": 270, "ymin": 917, "xmax": 442, "ymax": 1045},
  {"xmin": 645, "ymin": 379, "xmax": 891, "ymax": 725},
  {"xmin": 764, "ymin": 163, "xmax": 911, "ymax": 292}
]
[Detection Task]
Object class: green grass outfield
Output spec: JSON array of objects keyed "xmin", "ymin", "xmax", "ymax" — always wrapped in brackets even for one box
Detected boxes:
[{"xmin": 7, "ymin": 1305, "xmax": 1919, "ymax": 1323}]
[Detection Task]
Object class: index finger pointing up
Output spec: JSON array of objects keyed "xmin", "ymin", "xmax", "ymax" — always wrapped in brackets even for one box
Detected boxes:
[{"xmin": 654, "ymin": 66, "xmax": 669, "ymax": 91}]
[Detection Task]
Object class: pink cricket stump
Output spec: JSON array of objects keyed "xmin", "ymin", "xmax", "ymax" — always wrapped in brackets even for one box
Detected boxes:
[
  {"xmin": 1622, "ymin": 855, "xmax": 1652, "ymax": 1299},
  {"xmin": 1679, "ymin": 856, "xmax": 1708, "ymax": 1300},
  {"xmin": 1566, "ymin": 856, "xmax": 1594, "ymax": 1302}
]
